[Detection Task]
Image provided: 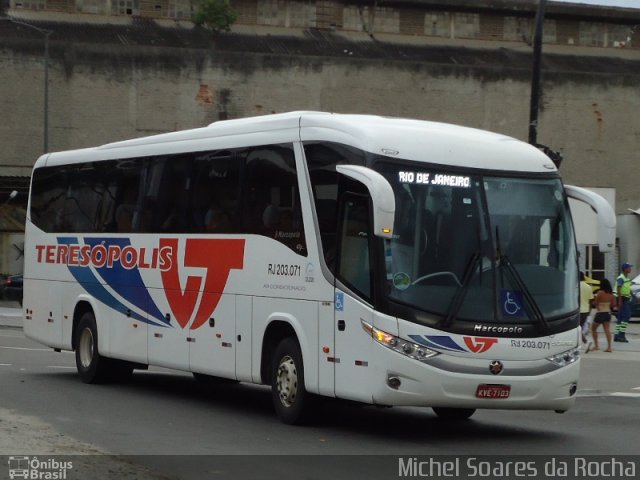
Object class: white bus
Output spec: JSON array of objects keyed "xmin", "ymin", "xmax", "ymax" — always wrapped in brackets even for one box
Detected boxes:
[{"xmin": 24, "ymin": 112, "xmax": 615, "ymax": 424}]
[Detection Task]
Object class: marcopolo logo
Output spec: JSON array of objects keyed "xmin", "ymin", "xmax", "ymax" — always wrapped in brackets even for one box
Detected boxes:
[{"xmin": 8, "ymin": 456, "xmax": 73, "ymax": 480}]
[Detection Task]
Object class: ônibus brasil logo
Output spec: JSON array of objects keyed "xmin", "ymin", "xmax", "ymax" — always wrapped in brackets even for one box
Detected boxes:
[{"xmin": 36, "ymin": 237, "xmax": 245, "ymax": 330}]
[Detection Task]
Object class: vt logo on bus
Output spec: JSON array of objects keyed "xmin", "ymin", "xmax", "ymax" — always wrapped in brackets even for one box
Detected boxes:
[
  {"xmin": 463, "ymin": 336, "xmax": 498, "ymax": 353},
  {"xmin": 160, "ymin": 238, "xmax": 244, "ymax": 329},
  {"xmin": 40, "ymin": 237, "xmax": 245, "ymax": 329}
]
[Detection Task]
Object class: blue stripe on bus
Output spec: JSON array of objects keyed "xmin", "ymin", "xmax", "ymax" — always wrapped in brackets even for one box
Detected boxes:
[
  {"xmin": 82, "ymin": 237, "xmax": 167, "ymax": 325},
  {"xmin": 409, "ymin": 335, "xmax": 467, "ymax": 352},
  {"xmin": 57, "ymin": 237, "xmax": 168, "ymax": 327}
]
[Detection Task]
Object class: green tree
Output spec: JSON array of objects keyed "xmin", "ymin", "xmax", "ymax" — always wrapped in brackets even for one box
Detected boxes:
[{"xmin": 193, "ymin": 0, "xmax": 238, "ymax": 33}]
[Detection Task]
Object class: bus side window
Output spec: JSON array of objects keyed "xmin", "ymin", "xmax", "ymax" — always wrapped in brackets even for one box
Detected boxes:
[
  {"xmin": 243, "ymin": 144, "xmax": 307, "ymax": 255},
  {"xmin": 191, "ymin": 149, "xmax": 239, "ymax": 234},
  {"xmin": 93, "ymin": 162, "xmax": 118, "ymax": 233},
  {"xmin": 31, "ymin": 161, "xmax": 133, "ymax": 234},
  {"xmin": 112, "ymin": 161, "xmax": 143, "ymax": 233},
  {"xmin": 115, "ymin": 203, "xmax": 135, "ymax": 232},
  {"xmin": 315, "ymin": 198, "xmax": 337, "ymax": 269},
  {"xmin": 337, "ymin": 194, "xmax": 372, "ymax": 300},
  {"xmin": 64, "ymin": 163, "xmax": 123, "ymax": 233},
  {"xmin": 30, "ymin": 166, "xmax": 67, "ymax": 233},
  {"xmin": 143, "ymin": 155, "xmax": 192, "ymax": 233},
  {"xmin": 303, "ymin": 141, "xmax": 366, "ymax": 271}
]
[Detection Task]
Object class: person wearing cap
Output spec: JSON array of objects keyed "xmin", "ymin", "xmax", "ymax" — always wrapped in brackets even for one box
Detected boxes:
[{"xmin": 614, "ymin": 262, "xmax": 633, "ymax": 342}]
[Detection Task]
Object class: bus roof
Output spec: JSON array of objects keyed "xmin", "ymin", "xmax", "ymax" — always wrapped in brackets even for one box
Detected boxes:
[{"xmin": 35, "ymin": 111, "xmax": 557, "ymax": 173}]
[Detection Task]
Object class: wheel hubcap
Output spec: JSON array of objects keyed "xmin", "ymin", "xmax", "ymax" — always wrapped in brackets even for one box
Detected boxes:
[
  {"xmin": 276, "ymin": 355, "xmax": 297, "ymax": 407},
  {"xmin": 79, "ymin": 328, "xmax": 94, "ymax": 368}
]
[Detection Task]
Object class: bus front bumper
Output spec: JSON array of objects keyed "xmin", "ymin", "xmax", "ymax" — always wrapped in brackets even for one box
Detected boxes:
[{"xmin": 370, "ymin": 343, "xmax": 579, "ymax": 412}]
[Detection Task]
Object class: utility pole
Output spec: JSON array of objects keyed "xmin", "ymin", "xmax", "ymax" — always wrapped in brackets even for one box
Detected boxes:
[
  {"xmin": 528, "ymin": 0, "xmax": 547, "ymax": 147},
  {"xmin": 528, "ymin": 0, "xmax": 562, "ymax": 166}
]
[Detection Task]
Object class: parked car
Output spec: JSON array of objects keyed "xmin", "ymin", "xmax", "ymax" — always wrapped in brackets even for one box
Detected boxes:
[{"xmin": 1, "ymin": 274, "xmax": 23, "ymax": 305}]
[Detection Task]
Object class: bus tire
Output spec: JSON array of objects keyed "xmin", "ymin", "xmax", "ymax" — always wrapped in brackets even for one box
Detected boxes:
[
  {"xmin": 271, "ymin": 337, "xmax": 312, "ymax": 425},
  {"xmin": 432, "ymin": 407, "xmax": 476, "ymax": 420},
  {"xmin": 74, "ymin": 311, "xmax": 111, "ymax": 384}
]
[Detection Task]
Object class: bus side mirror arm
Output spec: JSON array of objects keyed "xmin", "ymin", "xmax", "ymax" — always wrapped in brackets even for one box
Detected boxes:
[
  {"xmin": 564, "ymin": 185, "xmax": 616, "ymax": 253},
  {"xmin": 336, "ymin": 165, "xmax": 395, "ymax": 239}
]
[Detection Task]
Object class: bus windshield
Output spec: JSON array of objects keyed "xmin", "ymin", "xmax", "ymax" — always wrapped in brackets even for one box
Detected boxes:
[{"xmin": 376, "ymin": 161, "xmax": 578, "ymax": 326}]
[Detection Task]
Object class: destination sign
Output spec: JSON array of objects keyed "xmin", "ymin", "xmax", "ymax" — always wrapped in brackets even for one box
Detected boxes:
[{"xmin": 398, "ymin": 171, "xmax": 470, "ymax": 188}]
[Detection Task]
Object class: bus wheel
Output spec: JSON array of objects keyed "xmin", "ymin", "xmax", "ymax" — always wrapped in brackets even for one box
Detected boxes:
[
  {"xmin": 74, "ymin": 311, "xmax": 111, "ymax": 384},
  {"xmin": 271, "ymin": 337, "xmax": 311, "ymax": 425},
  {"xmin": 432, "ymin": 407, "xmax": 476, "ymax": 420}
]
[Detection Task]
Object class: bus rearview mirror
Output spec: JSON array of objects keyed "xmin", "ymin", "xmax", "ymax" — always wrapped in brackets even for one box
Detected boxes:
[
  {"xmin": 336, "ymin": 165, "xmax": 395, "ymax": 239},
  {"xmin": 564, "ymin": 184, "xmax": 616, "ymax": 253}
]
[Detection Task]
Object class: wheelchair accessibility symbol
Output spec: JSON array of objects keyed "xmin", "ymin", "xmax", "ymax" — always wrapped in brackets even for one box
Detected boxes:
[
  {"xmin": 500, "ymin": 289, "xmax": 524, "ymax": 317},
  {"xmin": 335, "ymin": 291, "xmax": 344, "ymax": 312}
]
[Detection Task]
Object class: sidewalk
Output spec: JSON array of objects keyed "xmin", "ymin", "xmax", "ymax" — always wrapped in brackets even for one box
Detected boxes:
[
  {"xmin": 0, "ymin": 300, "xmax": 23, "ymax": 328},
  {"xmin": 584, "ymin": 319, "xmax": 640, "ymax": 357}
]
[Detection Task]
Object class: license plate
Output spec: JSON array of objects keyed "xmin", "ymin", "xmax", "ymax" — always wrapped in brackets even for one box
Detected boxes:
[{"xmin": 476, "ymin": 384, "xmax": 511, "ymax": 399}]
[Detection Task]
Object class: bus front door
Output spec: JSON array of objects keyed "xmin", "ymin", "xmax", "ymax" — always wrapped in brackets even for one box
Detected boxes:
[{"xmin": 333, "ymin": 194, "xmax": 374, "ymax": 403}]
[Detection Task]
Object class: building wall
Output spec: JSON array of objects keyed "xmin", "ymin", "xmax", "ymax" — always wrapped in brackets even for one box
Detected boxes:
[
  {"xmin": 1, "ymin": 37, "xmax": 639, "ymax": 210},
  {"xmin": 234, "ymin": 0, "xmax": 639, "ymax": 48},
  {"xmin": 0, "ymin": 233, "xmax": 24, "ymax": 275},
  {"xmin": 1, "ymin": 0, "xmax": 639, "ymax": 276},
  {"xmin": 617, "ymin": 214, "xmax": 640, "ymax": 279},
  {"xmin": 8, "ymin": 0, "xmax": 640, "ymax": 48}
]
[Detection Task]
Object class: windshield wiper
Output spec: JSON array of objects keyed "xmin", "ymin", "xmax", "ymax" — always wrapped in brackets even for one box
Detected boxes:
[
  {"xmin": 439, "ymin": 250, "xmax": 481, "ymax": 328},
  {"xmin": 498, "ymin": 254, "xmax": 549, "ymax": 334},
  {"xmin": 494, "ymin": 226, "xmax": 548, "ymax": 333}
]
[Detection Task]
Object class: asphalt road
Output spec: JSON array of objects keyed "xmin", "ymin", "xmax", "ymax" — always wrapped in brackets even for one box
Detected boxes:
[{"xmin": 1, "ymin": 325, "xmax": 639, "ymax": 479}]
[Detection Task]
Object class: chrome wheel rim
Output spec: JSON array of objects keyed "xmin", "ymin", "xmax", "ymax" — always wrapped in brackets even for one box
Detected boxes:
[
  {"xmin": 276, "ymin": 355, "xmax": 297, "ymax": 407},
  {"xmin": 79, "ymin": 327, "xmax": 94, "ymax": 368}
]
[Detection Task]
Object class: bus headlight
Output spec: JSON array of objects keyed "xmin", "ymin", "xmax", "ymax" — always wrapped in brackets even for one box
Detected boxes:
[
  {"xmin": 546, "ymin": 347, "xmax": 580, "ymax": 367},
  {"xmin": 361, "ymin": 320, "xmax": 439, "ymax": 362}
]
